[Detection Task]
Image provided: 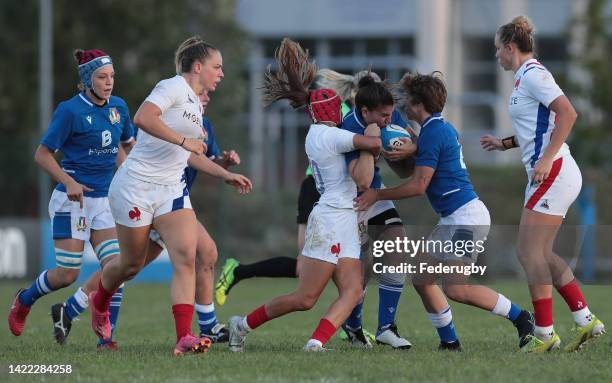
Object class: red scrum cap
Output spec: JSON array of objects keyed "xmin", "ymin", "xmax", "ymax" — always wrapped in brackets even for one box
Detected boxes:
[{"xmin": 307, "ymin": 89, "xmax": 342, "ymax": 126}]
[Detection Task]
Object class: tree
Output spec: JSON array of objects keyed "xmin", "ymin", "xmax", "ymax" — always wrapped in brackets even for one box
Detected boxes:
[
  {"xmin": 568, "ymin": 0, "xmax": 612, "ymax": 174},
  {"xmin": 0, "ymin": 0, "xmax": 248, "ymax": 216}
]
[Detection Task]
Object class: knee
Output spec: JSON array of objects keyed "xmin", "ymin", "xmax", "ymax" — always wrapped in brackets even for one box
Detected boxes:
[
  {"xmin": 294, "ymin": 292, "xmax": 319, "ymax": 311},
  {"xmin": 442, "ymin": 284, "xmax": 467, "ymax": 303},
  {"xmin": 56, "ymin": 267, "xmax": 80, "ymax": 287},
  {"xmin": 197, "ymin": 241, "xmax": 218, "ymax": 271},
  {"xmin": 121, "ymin": 259, "xmax": 145, "ymax": 281},
  {"xmin": 516, "ymin": 246, "xmax": 529, "ymax": 265},
  {"xmin": 171, "ymin": 243, "xmax": 197, "ymax": 269}
]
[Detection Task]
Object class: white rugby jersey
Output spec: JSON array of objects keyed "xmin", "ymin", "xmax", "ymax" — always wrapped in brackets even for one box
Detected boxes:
[
  {"xmin": 125, "ymin": 75, "xmax": 204, "ymax": 184},
  {"xmin": 508, "ymin": 59, "xmax": 569, "ymax": 169},
  {"xmin": 305, "ymin": 124, "xmax": 356, "ymax": 209}
]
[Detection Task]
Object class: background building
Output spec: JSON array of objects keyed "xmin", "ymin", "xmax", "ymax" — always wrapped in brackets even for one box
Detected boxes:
[{"xmin": 235, "ymin": 0, "xmax": 611, "ymax": 189}]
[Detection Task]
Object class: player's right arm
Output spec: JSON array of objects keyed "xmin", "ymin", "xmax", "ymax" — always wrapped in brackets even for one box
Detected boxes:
[
  {"xmin": 135, "ymin": 80, "xmax": 204, "ymax": 155},
  {"xmin": 133, "ymin": 102, "xmax": 205, "ymax": 155},
  {"xmin": 34, "ymin": 145, "xmax": 91, "ymax": 208},
  {"xmin": 348, "ymin": 124, "xmax": 381, "ymax": 191},
  {"xmin": 38, "ymin": 102, "xmax": 91, "ymax": 208}
]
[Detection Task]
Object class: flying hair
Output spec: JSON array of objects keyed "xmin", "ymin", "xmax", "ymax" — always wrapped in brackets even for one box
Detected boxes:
[
  {"xmin": 315, "ymin": 68, "xmax": 381, "ymax": 102},
  {"xmin": 261, "ymin": 38, "xmax": 317, "ymax": 108}
]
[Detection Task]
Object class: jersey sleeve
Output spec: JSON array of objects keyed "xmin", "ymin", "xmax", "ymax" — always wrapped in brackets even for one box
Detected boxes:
[
  {"xmin": 120, "ymin": 105, "xmax": 136, "ymax": 143},
  {"xmin": 144, "ymin": 78, "xmax": 179, "ymax": 114},
  {"xmin": 415, "ymin": 129, "xmax": 441, "ymax": 170},
  {"xmin": 326, "ymin": 128, "xmax": 356, "ymax": 155},
  {"xmin": 340, "ymin": 116, "xmax": 361, "ymax": 165},
  {"xmin": 522, "ymin": 70, "xmax": 564, "ymax": 108},
  {"xmin": 40, "ymin": 102, "xmax": 73, "ymax": 151}
]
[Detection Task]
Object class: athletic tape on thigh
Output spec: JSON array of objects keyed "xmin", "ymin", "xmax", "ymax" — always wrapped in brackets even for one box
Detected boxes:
[
  {"xmin": 94, "ymin": 239, "xmax": 120, "ymax": 262},
  {"xmin": 55, "ymin": 248, "xmax": 84, "ymax": 269}
]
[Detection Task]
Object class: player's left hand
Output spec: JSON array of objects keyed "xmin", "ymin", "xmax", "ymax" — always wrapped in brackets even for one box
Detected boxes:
[
  {"xmin": 382, "ymin": 138, "xmax": 417, "ymax": 161},
  {"xmin": 224, "ymin": 172, "xmax": 253, "ymax": 194},
  {"xmin": 533, "ymin": 155, "xmax": 553, "ymax": 184},
  {"xmin": 223, "ymin": 150, "xmax": 241, "ymax": 167},
  {"xmin": 353, "ymin": 188, "xmax": 377, "ymax": 211}
]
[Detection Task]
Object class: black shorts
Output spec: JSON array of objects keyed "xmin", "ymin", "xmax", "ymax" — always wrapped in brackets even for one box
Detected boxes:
[
  {"xmin": 367, "ymin": 208, "xmax": 403, "ymax": 240},
  {"xmin": 296, "ymin": 175, "xmax": 321, "ymax": 224}
]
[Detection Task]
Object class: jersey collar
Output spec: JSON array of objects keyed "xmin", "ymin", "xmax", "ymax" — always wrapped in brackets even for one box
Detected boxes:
[
  {"xmin": 78, "ymin": 91, "xmax": 107, "ymax": 108},
  {"xmin": 515, "ymin": 58, "xmax": 539, "ymax": 80},
  {"xmin": 421, "ymin": 112, "xmax": 443, "ymax": 129},
  {"xmin": 351, "ymin": 107, "xmax": 366, "ymax": 130}
]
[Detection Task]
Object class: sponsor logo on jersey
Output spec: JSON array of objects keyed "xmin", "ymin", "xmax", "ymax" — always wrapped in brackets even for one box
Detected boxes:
[
  {"xmin": 540, "ymin": 199, "xmax": 549, "ymax": 210},
  {"xmin": 109, "ymin": 108, "xmax": 121, "ymax": 125},
  {"xmin": 86, "ymin": 115, "xmax": 92, "ymax": 124},
  {"xmin": 101, "ymin": 130, "xmax": 112, "ymax": 147},
  {"xmin": 128, "ymin": 207, "xmax": 141, "ymax": 221},
  {"xmin": 187, "ymin": 94, "xmax": 195, "ymax": 104},
  {"xmin": 514, "ymin": 78, "xmax": 521, "ymax": 89},
  {"xmin": 89, "ymin": 147, "xmax": 118, "ymax": 156},
  {"xmin": 182, "ymin": 110, "xmax": 202, "ymax": 127}
]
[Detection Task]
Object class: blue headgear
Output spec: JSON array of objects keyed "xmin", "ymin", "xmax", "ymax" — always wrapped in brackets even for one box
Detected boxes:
[{"xmin": 77, "ymin": 49, "xmax": 113, "ymax": 89}]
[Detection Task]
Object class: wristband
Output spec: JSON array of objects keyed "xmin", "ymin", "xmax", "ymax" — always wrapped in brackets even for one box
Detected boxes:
[
  {"xmin": 179, "ymin": 137, "xmax": 186, "ymax": 147},
  {"xmin": 501, "ymin": 135, "xmax": 517, "ymax": 150}
]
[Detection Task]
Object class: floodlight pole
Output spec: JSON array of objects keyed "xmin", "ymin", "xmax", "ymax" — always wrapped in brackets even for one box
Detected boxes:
[{"xmin": 39, "ymin": 0, "xmax": 52, "ymax": 261}]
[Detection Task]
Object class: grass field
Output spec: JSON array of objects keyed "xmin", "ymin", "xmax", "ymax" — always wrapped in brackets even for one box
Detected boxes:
[{"xmin": 1, "ymin": 279, "xmax": 610, "ymax": 383}]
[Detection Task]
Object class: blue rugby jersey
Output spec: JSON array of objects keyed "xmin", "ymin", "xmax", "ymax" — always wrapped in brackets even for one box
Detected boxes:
[
  {"xmin": 183, "ymin": 117, "xmax": 221, "ymax": 191},
  {"xmin": 415, "ymin": 113, "xmax": 477, "ymax": 217},
  {"xmin": 40, "ymin": 92, "xmax": 134, "ymax": 197}
]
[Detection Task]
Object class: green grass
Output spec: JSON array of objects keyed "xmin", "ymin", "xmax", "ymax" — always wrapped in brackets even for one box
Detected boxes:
[{"xmin": 1, "ymin": 279, "xmax": 610, "ymax": 382}]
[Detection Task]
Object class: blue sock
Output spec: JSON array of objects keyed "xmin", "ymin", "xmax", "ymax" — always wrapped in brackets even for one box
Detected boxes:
[
  {"xmin": 19, "ymin": 270, "xmax": 54, "ymax": 307},
  {"xmin": 344, "ymin": 294, "xmax": 364, "ymax": 330},
  {"xmin": 99, "ymin": 285, "xmax": 123, "ymax": 345},
  {"xmin": 64, "ymin": 287, "xmax": 88, "ymax": 321},
  {"xmin": 378, "ymin": 283, "xmax": 403, "ymax": 331},
  {"xmin": 195, "ymin": 303, "xmax": 218, "ymax": 334},
  {"xmin": 492, "ymin": 293, "xmax": 523, "ymax": 323},
  {"xmin": 429, "ymin": 306, "xmax": 459, "ymax": 343},
  {"xmin": 508, "ymin": 303, "xmax": 522, "ymax": 323},
  {"xmin": 437, "ymin": 322, "xmax": 459, "ymax": 343}
]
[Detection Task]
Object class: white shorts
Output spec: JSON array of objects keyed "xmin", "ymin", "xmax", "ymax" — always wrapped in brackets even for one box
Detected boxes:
[
  {"xmin": 48, "ymin": 189, "xmax": 115, "ymax": 241},
  {"xmin": 524, "ymin": 155, "xmax": 582, "ymax": 217},
  {"xmin": 427, "ymin": 198, "xmax": 490, "ymax": 264},
  {"xmin": 108, "ymin": 166, "xmax": 192, "ymax": 227},
  {"xmin": 302, "ymin": 204, "xmax": 361, "ymax": 265}
]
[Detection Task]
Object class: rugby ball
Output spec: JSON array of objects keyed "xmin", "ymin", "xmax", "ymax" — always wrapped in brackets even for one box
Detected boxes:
[{"xmin": 381, "ymin": 124, "xmax": 411, "ymax": 151}]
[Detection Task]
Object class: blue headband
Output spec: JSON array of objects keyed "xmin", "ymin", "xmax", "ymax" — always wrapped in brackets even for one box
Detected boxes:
[{"xmin": 78, "ymin": 56, "xmax": 113, "ymax": 88}]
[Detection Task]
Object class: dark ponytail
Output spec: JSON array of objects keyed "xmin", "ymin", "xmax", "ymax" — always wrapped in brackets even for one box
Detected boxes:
[{"xmin": 354, "ymin": 75, "xmax": 394, "ymax": 112}]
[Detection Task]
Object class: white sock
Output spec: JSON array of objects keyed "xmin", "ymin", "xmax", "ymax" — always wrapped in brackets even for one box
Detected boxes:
[
  {"xmin": 491, "ymin": 294, "xmax": 511, "ymax": 318},
  {"xmin": 572, "ymin": 307, "xmax": 593, "ymax": 327},
  {"xmin": 195, "ymin": 303, "xmax": 215, "ymax": 314},
  {"xmin": 75, "ymin": 287, "xmax": 89, "ymax": 308},
  {"xmin": 428, "ymin": 306, "xmax": 453, "ymax": 328},
  {"xmin": 534, "ymin": 325, "xmax": 554, "ymax": 341},
  {"xmin": 241, "ymin": 316, "xmax": 252, "ymax": 332}
]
